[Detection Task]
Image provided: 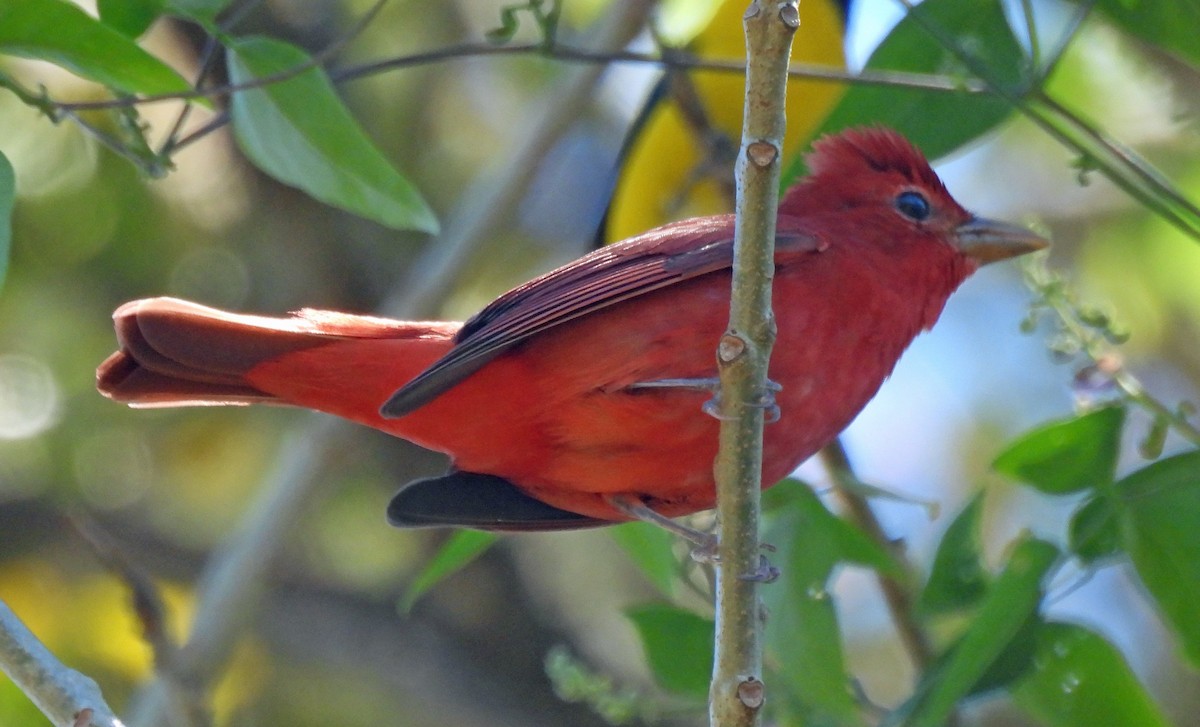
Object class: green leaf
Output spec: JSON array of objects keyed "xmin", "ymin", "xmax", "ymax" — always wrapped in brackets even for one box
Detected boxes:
[
  {"xmin": 886, "ymin": 537, "xmax": 1059, "ymax": 727},
  {"xmin": 918, "ymin": 493, "xmax": 990, "ymax": 616},
  {"xmin": 786, "ymin": 0, "xmax": 1024, "ymax": 183},
  {"xmin": 164, "ymin": 0, "xmax": 232, "ymax": 24},
  {"xmin": 993, "ymin": 406, "xmax": 1126, "ymax": 494},
  {"xmin": 226, "ymin": 36, "xmax": 439, "ymax": 233},
  {"xmin": 0, "ymin": 152, "xmax": 12, "ymax": 292},
  {"xmin": 625, "ymin": 604, "xmax": 713, "ymax": 698},
  {"xmin": 1115, "ymin": 450, "xmax": 1200, "ymax": 668},
  {"xmin": 1067, "ymin": 494, "xmax": 1121, "ymax": 564},
  {"xmin": 98, "ymin": 0, "xmax": 164, "ymax": 37},
  {"xmin": 1093, "ymin": 0, "xmax": 1200, "ymax": 70},
  {"xmin": 0, "ymin": 0, "xmax": 190, "ymax": 96},
  {"xmin": 1012, "ymin": 622, "xmax": 1175, "ymax": 727},
  {"xmin": 764, "ymin": 482, "xmax": 898, "ymax": 726},
  {"xmin": 609, "ymin": 522, "xmax": 679, "ymax": 597},
  {"xmin": 399, "ymin": 530, "xmax": 497, "ymax": 612}
]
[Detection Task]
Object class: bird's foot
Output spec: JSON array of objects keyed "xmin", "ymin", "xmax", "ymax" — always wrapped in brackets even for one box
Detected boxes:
[
  {"xmin": 607, "ymin": 495, "xmax": 716, "ymax": 551},
  {"xmin": 606, "ymin": 495, "xmax": 780, "ymax": 580},
  {"xmin": 628, "ymin": 377, "xmax": 782, "ymax": 423}
]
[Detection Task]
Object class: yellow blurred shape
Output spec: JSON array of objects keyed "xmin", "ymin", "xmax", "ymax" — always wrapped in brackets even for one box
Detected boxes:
[
  {"xmin": 607, "ymin": 0, "xmax": 846, "ymax": 242},
  {"xmin": 0, "ymin": 558, "xmax": 195, "ymax": 680}
]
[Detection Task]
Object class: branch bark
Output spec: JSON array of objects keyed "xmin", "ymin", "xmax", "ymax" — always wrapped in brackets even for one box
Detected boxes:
[
  {"xmin": 0, "ymin": 599, "xmax": 123, "ymax": 727},
  {"xmin": 709, "ymin": 2, "xmax": 797, "ymax": 726}
]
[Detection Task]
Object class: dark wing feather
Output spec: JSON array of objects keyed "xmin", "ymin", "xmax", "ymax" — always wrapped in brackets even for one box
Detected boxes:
[{"xmin": 381, "ymin": 215, "xmax": 819, "ymax": 417}]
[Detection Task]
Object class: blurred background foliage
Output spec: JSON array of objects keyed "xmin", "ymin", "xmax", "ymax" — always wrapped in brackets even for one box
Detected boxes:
[{"xmin": 0, "ymin": 0, "xmax": 1198, "ymax": 725}]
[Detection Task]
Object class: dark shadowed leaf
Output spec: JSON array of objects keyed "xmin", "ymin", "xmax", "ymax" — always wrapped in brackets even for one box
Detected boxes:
[
  {"xmin": 399, "ymin": 529, "xmax": 497, "ymax": 612},
  {"xmin": 0, "ymin": 0, "xmax": 190, "ymax": 96},
  {"xmin": 886, "ymin": 537, "xmax": 1059, "ymax": 727},
  {"xmin": 993, "ymin": 406, "xmax": 1125, "ymax": 494},
  {"xmin": 1093, "ymin": 0, "xmax": 1200, "ymax": 70},
  {"xmin": 1116, "ymin": 450, "xmax": 1200, "ymax": 668},
  {"xmin": 626, "ymin": 604, "xmax": 713, "ymax": 698},
  {"xmin": 164, "ymin": 0, "xmax": 233, "ymax": 25},
  {"xmin": 785, "ymin": 0, "xmax": 1024, "ymax": 184},
  {"xmin": 1012, "ymin": 621, "xmax": 1174, "ymax": 727},
  {"xmin": 227, "ymin": 36, "xmax": 439, "ymax": 233},
  {"xmin": 918, "ymin": 493, "xmax": 990, "ymax": 615},
  {"xmin": 763, "ymin": 481, "xmax": 898, "ymax": 726},
  {"xmin": 1067, "ymin": 494, "xmax": 1121, "ymax": 564}
]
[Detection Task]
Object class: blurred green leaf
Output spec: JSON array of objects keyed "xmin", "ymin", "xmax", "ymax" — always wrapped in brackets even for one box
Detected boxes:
[
  {"xmin": 886, "ymin": 537, "xmax": 1059, "ymax": 727},
  {"xmin": 1012, "ymin": 622, "xmax": 1175, "ymax": 727},
  {"xmin": 1116, "ymin": 449, "xmax": 1200, "ymax": 668},
  {"xmin": 1092, "ymin": 0, "xmax": 1200, "ymax": 70},
  {"xmin": 1068, "ymin": 494, "xmax": 1121, "ymax": 564},
  {"xmin": 399, "ymin": 530, "xmax": 497, "ymax": 612},
  {"xmin": 609, "ymin": 522, "xmax": 678, "ymax": 597},
  {"xmin": 0, "ymin": 0, "xmax": 191, "ymax": 96},
  {"xmin": 164, "ymin": 0, "xmax": 232, "ymax": 24},
  {"xmin": 625, "ymin": 604, "xmax": 713, "ymax": 698},
  {"xmin": 993, "ymin": 406, "xmax": 1125, "ymax": 494},
  {"xmin": 764, "ymin": 481, "xmax": 892, "ymax": 726},
  {"xmin": 918, "ymin": 493, "xmax": 989, "ymax": 616},
  {"xmin": 226, "ymin": 36, "xmax": 439, "ymax": 234},
  {"xmin": 0, "ymin": 152, "xmax": 12, "ymax": 291},
  {"xmin": 786, "ymin": 0, "xmax": 1022, "ymax": 184},
  {"xmin": 98, "ymin": 0, "xmax": 164, "ymax": 37}
]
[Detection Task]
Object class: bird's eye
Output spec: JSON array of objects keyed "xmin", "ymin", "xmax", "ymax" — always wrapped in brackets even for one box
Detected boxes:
[{"xmin": 895, "ymin": 191, "xmax": 931, "ymax": 221}]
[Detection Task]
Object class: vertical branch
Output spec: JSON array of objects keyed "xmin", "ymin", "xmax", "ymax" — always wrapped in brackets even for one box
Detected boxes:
[{"xmin": 709, "ymin": 2, "xmax": 797, "ymax": 726}]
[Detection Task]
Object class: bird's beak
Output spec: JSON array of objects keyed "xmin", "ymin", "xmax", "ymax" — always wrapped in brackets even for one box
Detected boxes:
[{"xmin": 954, "ymin": 216, "xmax": 1049, "ymax": 265}]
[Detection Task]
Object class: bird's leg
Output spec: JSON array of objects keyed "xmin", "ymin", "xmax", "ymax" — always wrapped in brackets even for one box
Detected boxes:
[
  {"xmin": 606, "ymin": 495, "xmax": 779, "ymax": 583},
  {"xmin": 626, "ymin": 377, "xmax": 782, "ymax": 423},
  {"xmin": 606, "ymin": 494, "xmax": 717, "ymax": 553}
]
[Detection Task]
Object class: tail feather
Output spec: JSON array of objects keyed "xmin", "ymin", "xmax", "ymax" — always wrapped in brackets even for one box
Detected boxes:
[{"xmin": 97, "ymin": 297, "xmax": 454, "ymax": 408}]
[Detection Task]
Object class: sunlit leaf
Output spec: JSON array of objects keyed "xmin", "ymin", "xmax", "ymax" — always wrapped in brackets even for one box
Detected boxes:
[
  {"xmin": 98, "ymin": 0, "xmax": 164, "ymax": 37},
  {"xmin": 886, "ymin": 537, "xmax": 1059, "ymax": 727},
  {"xmin": 0, "ymin": 0, "xmax": 190, "ymax": 96},
  {"xmin": 993, "ymin": 406, "xmax": 1125, "ymax": 494},
  {"xmin": 1116, "ymin": 450, "xmax": 1200, "ymax": 668},
  {"xmin": 786, "ymin": 0, "xmax": 1023, "ymax": 183},
  {"xmin": 1012, "ymin": 622, "xmax": 1174, "ymax": 727},
  {"xmin": 609, "ymin": 522, "xmax": 679, "ymax": 597},
  {"xmin": 918, "ymin": 493, "xmax": 989, "ymax": 616},
  {"xmin": 0, "ymin": 152, "xmax": 12, "ymax": 292},
  {"xmin": 227, "ymin": 36, "xmax": 439, "ymax": 234},
  {"xmin": 399, "ymin": 530, "xmax": 497, "ymax": 612},
  {"xmin": 626, "ymin": 604, "xmax": 713, "ymax": 698}
]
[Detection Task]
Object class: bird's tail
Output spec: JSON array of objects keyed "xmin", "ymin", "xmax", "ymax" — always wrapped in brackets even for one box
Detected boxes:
[{"xmin": 97, "ymin": 297, "xmax": 457, "ymax": 409}]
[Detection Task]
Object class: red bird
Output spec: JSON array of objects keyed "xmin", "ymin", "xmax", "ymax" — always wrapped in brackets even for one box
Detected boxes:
[{"xmin": 97, "ymin": 128, "xmax": 1047, "ymax": 530}]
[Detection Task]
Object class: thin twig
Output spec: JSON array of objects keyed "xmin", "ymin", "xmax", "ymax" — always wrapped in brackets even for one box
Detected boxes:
[
  {"xmin": 818, "ymin": 441, "xmax": 937, "ymax": 671},
  {"xmin": 0, "ymin": 600, "xmax": 124, "ymax": 727}
]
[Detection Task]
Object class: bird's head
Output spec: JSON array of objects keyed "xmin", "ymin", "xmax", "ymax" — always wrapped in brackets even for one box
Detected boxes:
[{"xmin": 779, "ymin": 127, "xmax": 1048, "ymax": 266}]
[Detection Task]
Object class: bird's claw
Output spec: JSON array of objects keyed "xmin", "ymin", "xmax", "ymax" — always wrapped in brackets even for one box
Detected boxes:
[
  {"xmin": 701, "ymin": 378, "xmax": 783, "ymax": 423},
  {"xmin": 739, "ymin": 555, "xmax": 781, "ymax": 583}
]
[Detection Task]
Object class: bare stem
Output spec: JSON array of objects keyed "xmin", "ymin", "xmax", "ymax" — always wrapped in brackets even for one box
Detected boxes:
[{"xmin": 709, "ymin": 2, "xmax": 796, "ymax": 726}]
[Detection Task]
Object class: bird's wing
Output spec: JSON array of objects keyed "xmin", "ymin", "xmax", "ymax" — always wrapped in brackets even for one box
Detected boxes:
[{"xmin": 381, "ymin": 215, "xmax": 820, "ymax": 417}]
